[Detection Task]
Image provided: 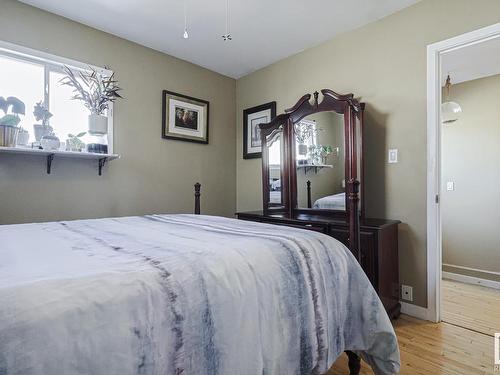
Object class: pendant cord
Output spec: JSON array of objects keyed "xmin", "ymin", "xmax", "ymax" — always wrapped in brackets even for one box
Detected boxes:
[
  {"xmin": 222, "ymin": 0, "xmax": 231, "ymax": 40},
  {"xmin": 445, "ymin": 74, "xmax": 451, "ymax": 100},
  {"xmin": 226, "ymin": 0, "xmax": 229, "ymax": 35},
  {"xmin": 184, "ymin": 0, "xmax": 187, "ymax": 31}
]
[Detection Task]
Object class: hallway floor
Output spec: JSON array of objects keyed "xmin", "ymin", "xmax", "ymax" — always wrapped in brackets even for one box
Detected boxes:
[{"xmin": 442, "ymin": 278, "xmax": 500, "ymax": 336}]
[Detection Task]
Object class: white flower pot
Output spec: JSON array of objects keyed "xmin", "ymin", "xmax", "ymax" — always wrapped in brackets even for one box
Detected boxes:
[
  {"xmin": 33, "ymin": 124, "xmax": 52, "ymax": 142},
  {"xmin": 88, "ymin": 114, "xmax": 108, "ymax": 135}
]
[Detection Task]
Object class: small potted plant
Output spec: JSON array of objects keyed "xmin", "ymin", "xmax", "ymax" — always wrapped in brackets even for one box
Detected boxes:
[
  {"xmin": 66, "ymin": 132, "xmax": 86, "ymax": 152},
  {"xmin": 33, "ymin": 101, "xmax": 53, "ymax": 141},
  {"xmin": 0, "ymin": 96, "xmax": 25, "ymax": 147},
  {"xmin": 320, "ymin": 145, "xmax": 333, "ymax": 164},
  {"xmin": 60, "ymin": 66, "xmax": 122, "ymax": 135}
]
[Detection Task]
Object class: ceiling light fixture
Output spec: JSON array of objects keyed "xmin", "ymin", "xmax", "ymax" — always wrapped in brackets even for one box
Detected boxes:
[
  {"xmin": 222, "ymin": 0, "xmax": 232, "ymax": 41},
  {"xmin": 183, "ymin": 0, "xmax": 189, "ymax": 39},
  {"xmin": 441, "ymin": 74, "xmax": 462, "ymax": 125}
]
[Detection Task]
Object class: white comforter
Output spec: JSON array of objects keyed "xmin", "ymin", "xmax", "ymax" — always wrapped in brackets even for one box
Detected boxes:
[
  {"xmin": 0, "ymin": 215, "xmax": 399, "ymax": 375},
  {"xmin": 313, "ymin": 193, "xmax": 346, "ymax": 210}
]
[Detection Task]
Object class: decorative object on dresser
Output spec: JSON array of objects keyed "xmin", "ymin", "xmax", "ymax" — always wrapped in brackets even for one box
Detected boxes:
[
  {"xmin": 0, "ymin": 96, "xmax": 25, "ymax": 147},
  {"xmin": 236, "ymin": 88, "xmax": 401, "ymax": 320},
  {"xmin": 243, "ymin": 101, "xmax": 276, "ymax": 159},
  {"xmin": 162, "ymin": 90, "xmax": 209, "ymax": 144}
]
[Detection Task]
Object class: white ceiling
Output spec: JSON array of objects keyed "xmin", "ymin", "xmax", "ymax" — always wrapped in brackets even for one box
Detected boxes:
[
  {"xmin": 19, "ymin": 0, "xmax": 419, "ymax": 78},
  {"xmin": 442, "ymin": 36, "xmax": 500, "ymax": 85}
]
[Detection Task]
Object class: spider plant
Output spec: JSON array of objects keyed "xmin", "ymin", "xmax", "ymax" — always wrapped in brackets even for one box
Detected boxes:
[
  {"xmin": 0, "ymin": 96, "xmax": 25, "ymax": 127},
  {"xmin": 59, "ymin": 66, "xmax": 123, "ymax": 115}
]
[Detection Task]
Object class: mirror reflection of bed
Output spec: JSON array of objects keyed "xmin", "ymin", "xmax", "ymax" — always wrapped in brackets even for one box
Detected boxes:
[{"xmin": 295, "ymin": 112, "xmax": 345, "ymax": 210}]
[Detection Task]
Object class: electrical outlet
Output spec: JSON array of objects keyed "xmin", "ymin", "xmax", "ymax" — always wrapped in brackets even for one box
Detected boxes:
[{"xmin": 401, "ymin": 285, "xmax": 413, "ymax": 302}]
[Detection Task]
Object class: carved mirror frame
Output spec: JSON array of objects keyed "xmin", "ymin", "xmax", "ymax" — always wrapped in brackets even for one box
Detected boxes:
[
  {"xmin": 259, "ymin": 89, "xmax": 365, "ymax": 257},
  {"xmin": 287, "ymin": 89, "xmax": 365, "ymax": 219},
  {"xmin": 260, "ymin": 114, "xmax": 291, "ymax": 215}
]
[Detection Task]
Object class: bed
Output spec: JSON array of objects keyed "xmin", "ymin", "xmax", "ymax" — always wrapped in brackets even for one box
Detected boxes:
[
  {"xmin": 0, "ymin": 214, "xmax": 399, "ymax": 375},
  {"xmin": 313, "ymin": 192, "xmax": 346, "ymax": 210}
]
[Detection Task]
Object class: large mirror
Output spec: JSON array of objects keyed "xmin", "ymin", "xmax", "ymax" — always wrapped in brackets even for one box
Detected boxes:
[{"xmin": 295, "ymin": 112, "xmax": 346, "ymax": 211}]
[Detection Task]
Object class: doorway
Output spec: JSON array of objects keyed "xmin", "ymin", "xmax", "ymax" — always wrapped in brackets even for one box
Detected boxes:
[{"xmin": 427, "ymin": 23, "xmax": 500, "ymax": 328}]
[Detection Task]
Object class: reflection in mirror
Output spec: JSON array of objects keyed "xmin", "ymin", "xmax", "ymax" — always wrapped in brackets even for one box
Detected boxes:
[
  {"xmin": 268, "ymin": 132, "xmax": 282, "ymax": 205},
  {"xmin": 295, "ymin": 112, "xmax": 345, "ymax": 210}
]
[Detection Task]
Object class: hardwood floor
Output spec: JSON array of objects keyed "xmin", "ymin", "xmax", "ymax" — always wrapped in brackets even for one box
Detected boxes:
[
  {"xmin": 442, "ymin": 279, "xmax": 500, "ymax": 337},
  {"xmin": 328, "ymin": 280, "xmax": 500, "ymax": 374},
  {"xmin": 328, "ymin": 315, "xmax": 496, "ymax": 374}
]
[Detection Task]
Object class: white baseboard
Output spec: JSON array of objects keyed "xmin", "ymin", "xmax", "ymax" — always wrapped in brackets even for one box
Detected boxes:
[
  {"xmin": 442, "ymin": 271, "xmax": 500, "ymax": 290},
  {"xmin": 400, "ymin": 302, "xmax": 430, "ymax": 321}
]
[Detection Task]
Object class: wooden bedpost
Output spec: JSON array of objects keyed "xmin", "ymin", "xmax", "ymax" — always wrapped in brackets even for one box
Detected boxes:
[
  {"xmin": 348, "ymin": 178, "xmax": 361, "ymax": 261},
  {"xmin": 346, "ymin": 351, "xmax": 361, "ymax": 375},
  {"xmin": 194, "ymin": 182, "xmax": 201, "ymax": 215},
  {"xmin": 306, "ymin": 180, "xmax": 312, "ymax": 208}
]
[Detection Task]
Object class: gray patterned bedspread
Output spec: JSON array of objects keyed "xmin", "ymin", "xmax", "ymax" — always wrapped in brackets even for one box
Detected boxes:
[{"xmin": 0, "ymin": 215, "xmax": 400, "ymax": 375}]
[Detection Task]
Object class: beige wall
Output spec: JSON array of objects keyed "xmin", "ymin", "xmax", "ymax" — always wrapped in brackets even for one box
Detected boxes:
[
  {"xmin": 235, "ymin": 0, "xmax": 500, "ymax": 307},
  {"xmin": 0, "ymin": 0, "xmax": 236, "ymax": 224},
  {"xmin": 442, "ymin": 75, "xmax": 500, "ymax": 283}
]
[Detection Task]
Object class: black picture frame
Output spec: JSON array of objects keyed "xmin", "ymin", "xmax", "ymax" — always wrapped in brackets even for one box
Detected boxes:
[
  {"xmin": 243, "ymin": 101, "xmax": 276, "ymax": 159},
  {"xmin": 162, "ymin": 90, "xmax": 210, "ymax": 144}
]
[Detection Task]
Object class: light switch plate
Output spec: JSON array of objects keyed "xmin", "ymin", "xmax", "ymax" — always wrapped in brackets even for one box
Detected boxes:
[
  {"xmin": 401, "ymin": 285, "xmax": 413, "ymax": 302},
  {"xmin": 388, "ymin": 149, "xmax": 398, "ymax": 163},
  {"xmin": 447, "ymin": 181, "xmax": 455, "ymax": 191}
]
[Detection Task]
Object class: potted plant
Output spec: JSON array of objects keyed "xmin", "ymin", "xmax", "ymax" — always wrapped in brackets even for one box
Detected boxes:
[
  {"xmin": 33, "ymin": 101, "xmax": 53, "ymax": 141},
  {"xmin": 66, "ymin": 132, "xmax": 86, "ymax": 152},
  {"xmin": 0, "ymin": 96, "xmax": 25, "ymax": 147},
  {"xmin": 60, "ymin": 66, "xmax": 122, "ymax": 135}
]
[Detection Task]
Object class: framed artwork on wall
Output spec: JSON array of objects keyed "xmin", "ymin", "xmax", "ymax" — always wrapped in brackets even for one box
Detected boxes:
[
  {"xmin": 162, "ymin": 90, "xmax": 209, "ymax": 144},
  {"xmin": 243, "ymin": 101, "xmax": 276, "ymax": 159}
]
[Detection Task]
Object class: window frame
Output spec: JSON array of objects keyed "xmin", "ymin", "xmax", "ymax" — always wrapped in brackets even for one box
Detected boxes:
[{"xmin": 0, "ymin": 40, "xmax": 114, "ymax": 153}]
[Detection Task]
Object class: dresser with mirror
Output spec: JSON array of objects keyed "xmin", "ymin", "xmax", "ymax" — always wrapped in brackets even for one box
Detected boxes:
[{"xmin": 237, "ymin": 89, "xmax": 401, "ymax": 318}]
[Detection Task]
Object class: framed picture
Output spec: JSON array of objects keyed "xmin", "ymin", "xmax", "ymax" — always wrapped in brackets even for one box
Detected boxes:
[
  {"xmin": 162, "ymin": 90, "xmax": 209, "ymax": 144},
  {"xmin": 243, "ymin": 101, "xmax": 276, "ymax": 159}
]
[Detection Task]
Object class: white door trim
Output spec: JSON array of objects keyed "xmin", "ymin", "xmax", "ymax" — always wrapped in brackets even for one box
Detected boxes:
[{"xmin": 426, "ymin": 22, "xmax": 500, "ymax": 323}]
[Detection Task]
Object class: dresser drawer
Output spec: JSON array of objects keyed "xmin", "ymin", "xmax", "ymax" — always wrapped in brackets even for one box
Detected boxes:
[
  {"xmin": 260, "ymin": 219, "xmax": 328, "ymax": 234},
  {"xmin": 328, "ymin": 227, "xmax": 349, "ymax": 246}
]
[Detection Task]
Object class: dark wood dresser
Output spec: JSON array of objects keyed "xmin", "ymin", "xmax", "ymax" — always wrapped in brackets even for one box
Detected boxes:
[{"xmin": 236, "ymin": 211, "xmax": 401, "ymax": 319}]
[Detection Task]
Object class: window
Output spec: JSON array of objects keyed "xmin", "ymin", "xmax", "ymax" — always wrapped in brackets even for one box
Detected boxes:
[
  {"xmin": 295, "ymin": 119, "xmax": 317, "ymax": 161},
  {"xmin": 0, "ymin": 41, "xmax": 113, "ymax": 152}
]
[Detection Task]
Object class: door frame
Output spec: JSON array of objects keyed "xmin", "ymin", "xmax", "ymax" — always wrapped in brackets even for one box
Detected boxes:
[{"xmin": 426, "ymin": 23, "xmax": 500, "ymax": 323}]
